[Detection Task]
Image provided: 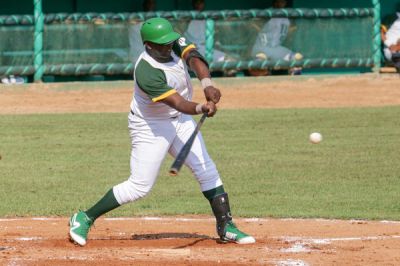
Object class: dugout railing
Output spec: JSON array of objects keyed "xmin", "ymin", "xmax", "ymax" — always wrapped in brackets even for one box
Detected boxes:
[{"xmin": 0, "ymin": 0, "xmax": 381, "ymax": 82}]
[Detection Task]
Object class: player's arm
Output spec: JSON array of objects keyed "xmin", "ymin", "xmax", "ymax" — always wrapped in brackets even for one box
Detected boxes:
[
  {"xmin": 161, "ymin": 93, "xmax": 217, "ymax": 117},
  {"xmin": 389, "ymin": 39, "xmax": 400, "ymax": 52},
  {"xmin": 173, "ymin": 37, "xmax": 221, "ymax": 104},
  {"xmin": 135, "ymin": 59, "xmax": 216, "ymax": 116}
]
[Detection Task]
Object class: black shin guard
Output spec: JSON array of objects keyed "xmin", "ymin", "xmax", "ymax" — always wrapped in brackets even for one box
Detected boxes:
[{"xmin": 210, "ymin": 193, "xmax": 233, "ymax": 238}]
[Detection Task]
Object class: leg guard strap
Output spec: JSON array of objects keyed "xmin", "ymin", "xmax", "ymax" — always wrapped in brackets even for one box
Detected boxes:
[{"xmin": 210, "ymin": 193, "xmax": 232, "ymax": 237}]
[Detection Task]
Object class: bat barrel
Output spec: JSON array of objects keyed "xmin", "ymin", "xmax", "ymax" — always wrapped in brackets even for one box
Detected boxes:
[{"xmin": 168, "ymin": 113, "xmax": 208, "ymax": 176}]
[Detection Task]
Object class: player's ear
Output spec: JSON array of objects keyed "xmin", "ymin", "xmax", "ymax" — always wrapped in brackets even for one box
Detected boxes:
[{"xmin": 144, "ymin": 42, "xmax": 152, "ymax": 50}]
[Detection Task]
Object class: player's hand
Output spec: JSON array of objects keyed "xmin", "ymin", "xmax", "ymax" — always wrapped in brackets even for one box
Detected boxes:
[
  {"xmin": 389, "ymin": 42, "xmax": 400, "ymax": 52},
  {"xmin": 201, "ymin": 101, "xmax": 217, "ymax": 117},
  {"xmin": 204, "ymin": 86, "xmax": 221, "ymax": 104}
]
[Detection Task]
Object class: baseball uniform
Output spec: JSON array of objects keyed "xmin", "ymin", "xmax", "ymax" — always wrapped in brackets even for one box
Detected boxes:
[{"xmin": 113, "ymin": 37, "xmax": 222, "ymax": 205}]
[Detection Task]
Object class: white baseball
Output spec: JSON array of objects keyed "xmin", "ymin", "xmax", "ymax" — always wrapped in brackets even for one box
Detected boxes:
[{"xmin": 309, "ymin": 132, "xmax": 322, "ymax": 144}]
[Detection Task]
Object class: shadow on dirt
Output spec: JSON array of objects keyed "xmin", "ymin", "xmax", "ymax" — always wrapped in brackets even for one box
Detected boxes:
[{"xmin": 131, "ymin": 232, "xmax": 216, "ymax": 248}]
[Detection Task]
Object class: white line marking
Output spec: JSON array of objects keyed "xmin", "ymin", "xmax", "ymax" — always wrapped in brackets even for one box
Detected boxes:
[
  {"xmin": 311, "ymin": 239, "xmax": 331, "ymax": 244},
  {"xmin": 381, "ymin": 220, "xmax": 400, "ymax": 224},
  {"xmin": 31, "ymin": 217, "xmax": 59, "ymax": 221},
  {"xmin": 281, "ymin": 235, "xmax": 400, "ymax": 245},
  {"xmin": 274, "ymin": 259, "xmax": 309, "ymax": 266},
  {"xmin": 280, "ymin": 243, "xmax": 311, "ymax": 253},
  {"xmin": 1, "ymin": 217, "xmax": 400, "ymax": 224},
  {"xmin": 14, "ymin": 237, "xmax": 42, "ymax": 241},
  {"xmin": 104, "ymin": 217, "xmax": 215, "ymax": 222},
  {"xmin": 0, "ymin": 218, "xmax": 60, "ymax": 222}
]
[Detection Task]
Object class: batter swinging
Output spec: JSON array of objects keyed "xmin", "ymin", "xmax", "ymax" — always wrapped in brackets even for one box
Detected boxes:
[{"xmin": 69, "ymin": 17, "xmax": 255, "ymax": 246}]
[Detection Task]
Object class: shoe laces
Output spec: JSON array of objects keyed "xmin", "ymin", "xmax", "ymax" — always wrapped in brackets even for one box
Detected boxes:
[
  {"xmin": 79, "ymin": 210, "xmax": 94, "ymax": 228},
  {"xmin": 227, "ymin": 220, "xmax": 236, "ymax": 227},
  {"xmin": 226, "ymin": 221, "xmax": 239, "ymax": 231}
]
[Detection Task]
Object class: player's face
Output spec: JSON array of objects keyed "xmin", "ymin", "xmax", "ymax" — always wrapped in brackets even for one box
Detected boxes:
[
  {"xmin": 146, "ymin": 42, "xmax": 174, "ymax": 62},
  {"xmin": 193, "ymin": 1, "xmax": 205, "ymax": 11},
  {"xmin": 273, "ymin": 0, "xmax": 287, "ymax": 8},
  {"xmin": 144, "ymin": 0, "xmax": 156, "ymax": 12}
]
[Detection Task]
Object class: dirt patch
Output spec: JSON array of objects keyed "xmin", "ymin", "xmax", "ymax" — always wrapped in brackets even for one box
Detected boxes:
[
  {"xmin": 0, "ymin": 75, "xmax": 399, "ymax": 114},
  {"xmin": 1, "ymin": 217, "xmax": 400, "ymax": 265}
]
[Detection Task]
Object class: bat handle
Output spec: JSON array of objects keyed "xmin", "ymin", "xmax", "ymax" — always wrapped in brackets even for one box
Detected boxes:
[
  {"xmin": 198, "ymin": 112, "xmax": 207, "ymax": 124},
  {"xmin": 169, "ymin": 168, "xmax": 178, "ymax": 176}
]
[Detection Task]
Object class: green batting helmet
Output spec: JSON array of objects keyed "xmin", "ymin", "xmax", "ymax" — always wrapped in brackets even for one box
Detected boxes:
[{"xmin": 140, "ymin": 17, "xmax": 180, "ymax": 44}]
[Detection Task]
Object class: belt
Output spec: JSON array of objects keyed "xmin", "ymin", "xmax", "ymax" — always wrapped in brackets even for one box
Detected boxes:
[{"xmin": 130, "ymin": 110, "xmax": 178, "ymax": 119}]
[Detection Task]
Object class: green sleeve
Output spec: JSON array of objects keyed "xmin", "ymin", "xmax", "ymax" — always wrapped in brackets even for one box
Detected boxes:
[
  {"xmin": 135, "ymin": 59, "xmax": 176, "ymax": 102},
  {"xmin": 173, "ymin": 37, "xmax": 196, "ymax": 58}
]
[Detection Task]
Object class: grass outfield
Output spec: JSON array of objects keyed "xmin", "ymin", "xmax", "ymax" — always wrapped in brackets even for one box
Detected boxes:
[{"xmin": 0, "ymin": 107, "xmax": 399, "ymax": 220}]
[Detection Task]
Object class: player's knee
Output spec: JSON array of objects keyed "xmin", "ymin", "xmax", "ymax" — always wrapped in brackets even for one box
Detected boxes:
[
  {"xmin": 192, "ymin": 160, "xmax": 222, "ymax": 190},
  {"xmin": 133, "ymin": 183, "xmax": 152, "ymax": 199},
  {"xmin": 113, "ymin": 179, "xmax": 153, "ymax": 204}
]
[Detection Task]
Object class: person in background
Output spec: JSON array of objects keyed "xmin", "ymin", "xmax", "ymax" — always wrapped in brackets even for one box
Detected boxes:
[
  {"xmin": 250, "ymin": 0, "xmax": 302, "ymax": 76},
  {"xmin": 382, "ymin": 12, "xmax": 400, "ymax": 73},
  {"xmin": 142, "ymin": 0, "xmax": 156, "ymax": 12},
  {"xmin": 1, "ymin": 75, "xmax": 25, "ymax": 85},
  {"xmin": 128, "ymin": 0, "xmax": 157, "ymax": 64},
  {"xmin": 183, "ymin": 0, "xmax": 226, "ymax": 63}
]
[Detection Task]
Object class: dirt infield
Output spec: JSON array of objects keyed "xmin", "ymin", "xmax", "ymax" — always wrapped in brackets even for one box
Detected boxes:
[
  {"xmin": 1, "ymin": 74, "xmax": 400, "ymax": 114},
  {"xmin": 1, "ymin": 74, "xmax": 400, "ymax": 265},
  {"xmin": 1, "ymin": 217, "xmax": 400, "ymax": 265}
]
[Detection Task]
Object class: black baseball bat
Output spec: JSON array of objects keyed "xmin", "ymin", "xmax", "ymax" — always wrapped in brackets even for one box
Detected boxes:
[{"xmin": 169, "ymin": 113, "xmax": 208, "ymax": 176}]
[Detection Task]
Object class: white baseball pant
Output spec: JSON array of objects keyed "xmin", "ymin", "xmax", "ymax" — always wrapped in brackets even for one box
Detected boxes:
[{"xmin": 113, "ymin": 113, "xmax": 223, "ymax": 205}]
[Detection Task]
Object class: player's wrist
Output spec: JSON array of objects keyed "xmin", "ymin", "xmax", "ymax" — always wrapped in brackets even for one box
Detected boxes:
[
  {"xmin": 200, "ymin": 78, "xmax": 213, "ymax": 89},
  {"xmin": 195, "ymin": 103, "xmax": 204, "ymax": 114}
]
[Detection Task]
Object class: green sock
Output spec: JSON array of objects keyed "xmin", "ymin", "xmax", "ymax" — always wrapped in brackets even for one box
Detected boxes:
[
  {"xmin": 85, "ymin": 188, "xmax": 120, "ymax": 221},
  {"xmin": 202, "ymin": 185, "xmax": 225, "ymax": 202}
]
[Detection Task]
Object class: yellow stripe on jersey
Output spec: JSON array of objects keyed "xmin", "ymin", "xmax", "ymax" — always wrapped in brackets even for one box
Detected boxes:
[
  {"xmin": 181, "ymin": 44, "xmax": 196, "ymax": 58},
  {"xmin": 152, "ymin": 89, "xmax": 177, "ymax": 102}
]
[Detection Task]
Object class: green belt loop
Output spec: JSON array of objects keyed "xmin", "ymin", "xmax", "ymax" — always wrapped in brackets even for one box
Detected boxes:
[{"xmin": 33, "ymin": 0, "xmax": 44, "ymax": 82}]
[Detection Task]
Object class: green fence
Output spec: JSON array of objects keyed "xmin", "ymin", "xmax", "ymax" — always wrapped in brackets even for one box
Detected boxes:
[{"xmin": 0, "ymin": 0, "xmax": 381, "ymax": 82}]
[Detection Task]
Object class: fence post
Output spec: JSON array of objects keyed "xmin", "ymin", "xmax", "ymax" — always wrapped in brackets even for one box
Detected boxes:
[
  {"xmin": 205, "ymin": 19, "xmax": 215, "ymax": 63},
  {"xmin": 33, "ymin": 0, "xmax": 44, "ymax": 82},
  {"xmin": 372, "ymin": 0, "xmax": 381, "ymax": 73}
]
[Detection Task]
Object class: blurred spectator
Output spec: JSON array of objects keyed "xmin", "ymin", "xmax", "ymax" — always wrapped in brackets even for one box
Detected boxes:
[
  {"xmin": 128, "ymin": 0, "xmax": 157, "ymax": 64},
  {"xmin": 382, "ymin": 12, "xmax": 400, "ymax": 73},
  {"xmin": 1, "ymin": 75, "xmax": 24, "ymax": 85},
  {"xmin": 142, "ymin": 0, "xmax": 156, "ymax": 12},
  {"xmin": 183, "ymin": 0, "xmax": 226, "ymax": 63},
  {"xmin": 250, "ymin": 0, "xmax": 302, "ymax": 76}
]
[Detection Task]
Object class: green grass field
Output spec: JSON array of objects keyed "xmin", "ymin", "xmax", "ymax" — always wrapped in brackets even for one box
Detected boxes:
[{"xmin": 1, "ymin": 107, "xmax": 399, "ymax": 220}]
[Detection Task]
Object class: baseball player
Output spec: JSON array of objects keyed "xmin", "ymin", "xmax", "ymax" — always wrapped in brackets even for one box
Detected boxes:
[
  {"xmin": 250, "ymin": 0, "xmax": 302, "ymax": 74},
  {"xmin": 69, "ymin": 17, "xmax": 255, "ymax": 246}
]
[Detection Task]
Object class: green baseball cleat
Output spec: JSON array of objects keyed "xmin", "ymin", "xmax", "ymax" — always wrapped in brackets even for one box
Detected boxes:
[
  {"xmin": 221, "ymin": 221, "xmax": 256, "ymax": 244},
  {"xmin": 69, "ymin": 211, "xmax": 93, "ymax": 246}
]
